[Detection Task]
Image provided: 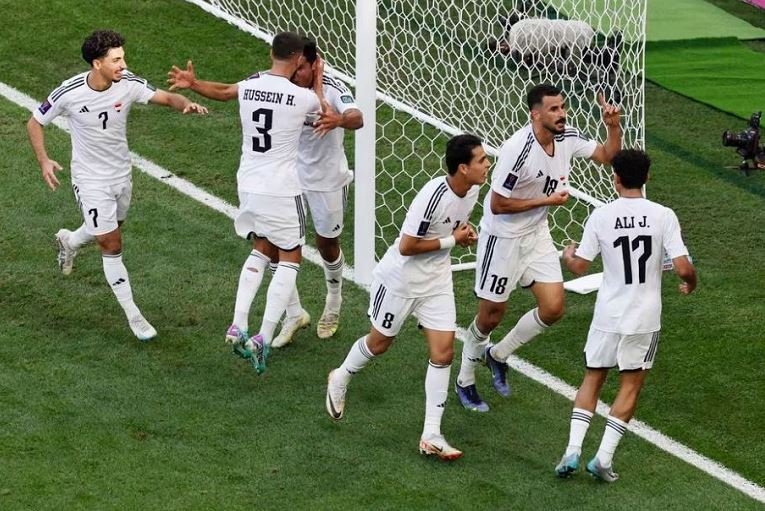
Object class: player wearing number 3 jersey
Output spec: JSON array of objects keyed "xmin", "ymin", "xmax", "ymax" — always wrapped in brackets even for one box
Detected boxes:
[
  {"xmin": 167, "ymin": 31, "xmax": 323, "ymax": 374},
  {"xmin": 27, "ymin": 30, "xmax": 208, "ymax": 341},
  {"xmin": 325, "ymin": 135, "xmax": 489, "ymax": 461}
]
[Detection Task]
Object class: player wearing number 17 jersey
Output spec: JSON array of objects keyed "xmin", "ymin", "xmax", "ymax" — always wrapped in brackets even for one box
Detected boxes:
[
  {"xmin": 167, "ymin": 31, "xmax": 322, "ymax": 373},
  {"xmin": 554, "ymin": 149, "xmax": 696, "ymax": 482},
  {"xmin": 325, "ymin": 135, "xmax": 489, "ymax": 460},
  {"xmin": 27, "ymin": 30, "xmax": 207, "ymax": 341},
  {"xmin": 455, "ymin": 84, "xmax": 622, "ymax": 412}
]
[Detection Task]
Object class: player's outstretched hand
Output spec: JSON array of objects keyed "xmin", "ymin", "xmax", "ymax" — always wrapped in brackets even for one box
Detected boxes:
[
  {"xmin": 547, "ymin": 190, "xmax": 569, "ymax": 206},
  {"xmin": 168, "ymin": 60, "xmax": 196, "ymax": 91},
  {"xmin": 182, "ymin": 102, "xmax": 208, "ymax": 115},
  {"xmin": 453, "ymin": 223, "xmax": 476, "ymax": 248},
  {"xmin": 598, "ymin": 92, "xmax": 620, "ymax": 128},
  {"xmin": 41, "ymin": 158, "xmax": 63, "ymax": 191}
]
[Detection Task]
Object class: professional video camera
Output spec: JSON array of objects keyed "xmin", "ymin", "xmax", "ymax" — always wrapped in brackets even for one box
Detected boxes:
[{"xmin": 722, "ymin": 111, "xmax": 765, "ymax": 174}]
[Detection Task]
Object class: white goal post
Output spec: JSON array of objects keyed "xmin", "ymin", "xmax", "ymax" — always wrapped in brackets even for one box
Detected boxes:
[{"xmin": 184, "ymin": 0, "xmax": 647, "ymax": 286}]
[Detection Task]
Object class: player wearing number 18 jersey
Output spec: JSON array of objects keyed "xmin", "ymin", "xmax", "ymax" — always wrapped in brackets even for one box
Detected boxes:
[
  {"xmin": 555, "ymin": 149, "xmax": 696, "ymax": 482},
  {"xmin": 167, "ymin": 31, "xmax": 322, "ymax": 373},
  {"xmin": 455, "ymin": 84, "xmax": 622, "ymax": 412},
  {"xmin": 27, "ymin": 30, "xmax": 207, "ymax": 341},
  {"xmin": 325, "ymin": 134, "xmax": 489, "ymax": 460}
]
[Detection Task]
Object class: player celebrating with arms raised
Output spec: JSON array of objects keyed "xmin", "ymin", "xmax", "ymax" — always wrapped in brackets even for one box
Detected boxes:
[{"xmin": 456, "ymin": 84, "xmax": 621, "ymax": 411}]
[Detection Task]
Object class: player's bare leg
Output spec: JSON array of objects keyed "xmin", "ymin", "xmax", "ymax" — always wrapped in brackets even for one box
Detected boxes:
[
  {"xmin": 326, "ymin": 327, "xmax": 393, "ymax": 420},
  {"xmin": 97, "ymin": 226, "xmax": 155, "ymax": 341},
  {"xmin": 420, "ymin": 328, "xmax": 462, "ymax": 461},
  {"xmin": 316, "ymin": 233, "xmax": 344, "ymax": 339}
]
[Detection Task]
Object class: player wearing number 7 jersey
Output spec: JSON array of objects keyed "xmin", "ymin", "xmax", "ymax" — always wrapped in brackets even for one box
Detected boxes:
[
  {"xmin": 27, "ymin": 30, "xmax": 208, "ymax": 341},
  {"xmin": 167, "ymin": 31, "xmax": 323, "ymax": 374},
  {"xmin": 554, "ymin": 149, "xmax": 696, "ymax": 482},
  {"xmin": 455, "ymin": 83, "xmax": 622, "ymax": 412},
  {"xmin": 325, "ymin": 134, "xmax": 490, "ymax": 460}
]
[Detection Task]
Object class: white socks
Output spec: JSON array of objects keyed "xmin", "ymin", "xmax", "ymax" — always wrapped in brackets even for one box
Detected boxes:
[
  {"xmin": 490, "ymin": 308, "xmax": 549, "ymax": 362},
  {"xmin": 259, "ymin": 262, "xmax": 300, "ymax": 344},
  {"xmin": 271, "ymin": 262, "xmax": 303, "ymax": 319},
  {"xmin": 323, "ymin": 252, "xmax": 344, "ymax": 311},
  {"xmin": 596, "ymin": 416, "xmax": 629, "ymax": 467},
  {"xmin": 457, "ymin": 318, "xmax": 490, "ymax": 387},
  {"xmin": 233, "ymin": 250, "xmax": 270, "ymax": 331},
  {"xmin": 336, "ymin": 336, "xmax": 376, "ymax": 386},
  {"xmin": 102, "ymin": 253, "xmax": 140, "ymax": 319},
  {"xmin": 422, "ymin": 361, "xmax": 451, "ymax": 438},
  {"xmin": 565, "ymin": 408, "xmax": 594, "ymax": 457},
  {"xmin": 69, "ymin": 223, "xmax": 95, "ymax": 249}
]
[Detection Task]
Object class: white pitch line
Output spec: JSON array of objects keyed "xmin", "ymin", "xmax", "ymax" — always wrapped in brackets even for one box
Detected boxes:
[{"xmin": 2, "ymin": 80, "xmax": 762, "ymax": 504}]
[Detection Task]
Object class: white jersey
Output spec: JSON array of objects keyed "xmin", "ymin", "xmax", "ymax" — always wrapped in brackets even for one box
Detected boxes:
[
  {"xmin": 33, "ymin": 70, "xmax": 156, "ymax": 185},
  {"xmin": 297, "ymin": 75, "xmax": 358, "ymax": 192},
  {"xmin": 480, "ymin": 124, "xmax": 596, "ymax": 238},
  {"xmin": 374, "ymin": 176, "xmax": 480, "ymax": 298},
  {"xmin": 236, "ymin": 72, "xmax": 320, "ymax": 196},
  {"xmin": 576, "ymin": 197, "xmax": 689, "ymax": 334}
]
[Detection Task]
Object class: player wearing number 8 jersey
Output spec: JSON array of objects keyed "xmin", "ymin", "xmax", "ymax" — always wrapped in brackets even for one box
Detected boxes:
[
  {"xmin": 167, "ymin": 31, "xmax": 323, "ymax": 373},
  {"xmin": 325, "ymin": 134, "xmax": 489, "ymax": 460},
  {"xmin": 554, "ymin": 149, "xmax": 696, "ymax": 482},
  {"xmin": 27, "ymin": 30, "xmax": 207, "ymax": 341},
  {"xmin": 456, "ymin": 83, "xmax": 622, "ymax": 412}
]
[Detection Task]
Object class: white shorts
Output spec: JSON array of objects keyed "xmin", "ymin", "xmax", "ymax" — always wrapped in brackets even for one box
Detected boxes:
[
  {"xmin": 474, "ymin": 227, "xmax": 562, "ymax": 302},
  {"xmin": 235, "ymin": 192, "xmax": 306, "ymax": 251},
  {"xmin": 367, "ymin": 279, "xmax": 456, "ymax": 337},
  {"xmin": 303, "ymin": 185, "xmax": 349, "ymax": 238},
  {"xmin": 72, "ymin": 180, "xmax": 132, "ymax": 236},
  {"xmin": 584, "ymin": 327, "xmax": 661, "ymax": 371}
]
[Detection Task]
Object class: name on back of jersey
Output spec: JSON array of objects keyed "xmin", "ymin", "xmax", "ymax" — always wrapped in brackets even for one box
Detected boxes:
[
  {"xmin": 614, "ymin": 216, "xmax": 650, "ymax": 229},
  {"xmin": 242, "ymin": 88, "xmax": 296, "ymax": 106}
]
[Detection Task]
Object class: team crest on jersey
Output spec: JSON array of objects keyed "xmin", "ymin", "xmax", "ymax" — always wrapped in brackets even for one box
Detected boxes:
[
  {"xmin": 38, "ymin": 100, "xmax": 52, "ymax": 114},
  {"xmin": 114, "ymin": 102, "xmax": 123, "ymax": 112},
  {"xmin": 340, "ymin": 95, "xmax": 354, "ymax": 104}
]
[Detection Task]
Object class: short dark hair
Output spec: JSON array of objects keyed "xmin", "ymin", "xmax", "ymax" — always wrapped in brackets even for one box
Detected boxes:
[
  {"xmin": 82, "ymin": 30, "xmax": 125, "ymax": 65},
  {"xmin": 445, "ymin": 134, "xmax": 483, "ymax": 175},
  {"xmin": 612, "ymin": 149, "xmax": 651, "ymax": 189},
  {"xmin": 302, "ymin": 36, "xmax": 318, "ymax": 63},
  {"xmin": 526, "ymin": 83, "xmax": 562, "ymax": 110},
  {"xmin": 272, "ymin": 31, "xmax": 305, "ymax": 60}
]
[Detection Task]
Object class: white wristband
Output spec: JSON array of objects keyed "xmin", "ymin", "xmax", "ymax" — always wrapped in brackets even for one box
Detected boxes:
[{"xmin": 439, "ymin": 235, "xmax": 456, "ymax": 250}]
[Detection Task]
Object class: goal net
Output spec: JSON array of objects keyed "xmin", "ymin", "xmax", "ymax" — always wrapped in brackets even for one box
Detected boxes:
[{"xmin": 186, "ymin": 0, "xmax": 647, "ymax": 279}]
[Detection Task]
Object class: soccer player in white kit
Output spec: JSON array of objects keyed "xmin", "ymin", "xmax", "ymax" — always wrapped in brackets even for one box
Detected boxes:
[
  {"xmin": 27, "ymin": 30, "xmax": 207, "ymax": 341},
  {"xmin": 325, "ymin": 134, "xmax": 490, "ymax": 460},
  {"xmin": 554, "ymin": 149, "xmax": 697, "ymax": 482},
  {"xmin": 455, "ymin": 84, "xmax": 622, "ymax": 412},
  {"xmin": 166, "ymin": 32, "xmax": 323, "ymax": 373},
  {"xmin": 270, "ymin": 38, "xmax": 364, "ymax": 348}
]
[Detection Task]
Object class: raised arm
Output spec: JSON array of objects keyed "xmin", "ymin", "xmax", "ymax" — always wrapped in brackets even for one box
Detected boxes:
[
  {"xmin": 589, "ymin": 93, "xmax": 622, "ymax": 165},
  {"xmin": 26, "ymin": 117, "xmax": 63, "ymax": 190},
  {"xmin": 167, "ymin": 60, "xmax": 238, "ymax": 102}
]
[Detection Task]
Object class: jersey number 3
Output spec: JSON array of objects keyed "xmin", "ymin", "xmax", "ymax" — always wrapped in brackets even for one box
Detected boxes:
[{"xmin": 251, "ymin": 108, "xmax": 273, "ymax": 153}]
